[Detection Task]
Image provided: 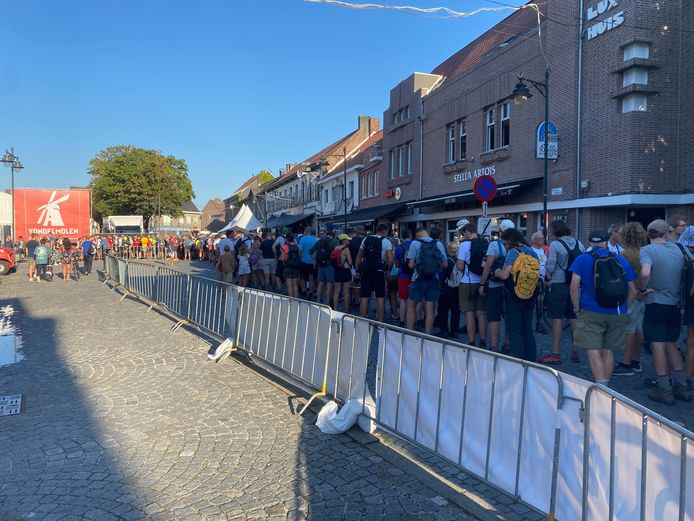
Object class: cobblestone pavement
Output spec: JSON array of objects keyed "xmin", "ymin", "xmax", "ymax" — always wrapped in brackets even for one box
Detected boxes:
[
  {"xmin": 1, "ymin": 261, "xmax": 530, "ymax": 521},
  {"xmin": 143, "ymin": 257, "xmax": 694, "ymax": 431}
]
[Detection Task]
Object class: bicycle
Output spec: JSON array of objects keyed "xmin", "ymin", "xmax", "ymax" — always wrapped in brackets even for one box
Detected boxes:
[{"xmin": 71, "ymin": 252, "xmax": 81, "ymax": 280}]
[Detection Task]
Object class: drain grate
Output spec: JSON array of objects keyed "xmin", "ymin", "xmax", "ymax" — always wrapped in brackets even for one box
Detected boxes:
[{"xmin": 0, "ymin": 394, "xmax": 22, "ymax": 416}]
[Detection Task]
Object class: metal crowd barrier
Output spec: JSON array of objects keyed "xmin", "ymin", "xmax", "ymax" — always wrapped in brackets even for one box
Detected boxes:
[
  {"xmin": 234, "ymin": 288, "xmax": 333, "ymax": 412},
  {"xmin": 101, "ymin": 259, "xmax": 694, "ymax": 521},
  {"xmin": 582, "ymin": 385, "xmax": 694, "ymax": 521}
]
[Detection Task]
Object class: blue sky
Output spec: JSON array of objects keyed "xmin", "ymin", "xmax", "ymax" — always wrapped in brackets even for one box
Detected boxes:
[{"xmin": 2, "ymin": 0, "xmax": 516, "ymax": 208}]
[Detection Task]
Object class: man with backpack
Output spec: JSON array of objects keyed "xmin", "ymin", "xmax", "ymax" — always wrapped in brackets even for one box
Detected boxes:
[
  {"xmin": 457, "ymin": 223, "xmax": 488, "ymax": 347},
  {"xmin": 394, "ymin": 229, "xmax": 414, "ymax": 327},
  {"xmin": 310, "ymin": 230, "xmax": 336, "ymax": 305},
  {"xmin": 569, "ymin": 230, "xmax": 637, "ymax": 386},
  {"xmin": 479, "ymin": 219, "xmax": 515, "ymax": 352},
  {"xmin": 298, "ymin": 228, "xmax": 318, "ymax": 298},
  {"xmin": 540, "ymin": 220, "xmax": 585, "ymax": 364},
  {"xmin": 355, "ymin": 224, "xmax": 393, "ymax": 322},
  {"xmin": 640, "ymin": 219, "xmax": 694, "ymax": 404},
  {"xmin": 493, "ymin": 228, "xmax": 541, "ymax": 361},
  {"xmin": 405, "ymin": 226, "xmax": 447, "ymax": 334}
]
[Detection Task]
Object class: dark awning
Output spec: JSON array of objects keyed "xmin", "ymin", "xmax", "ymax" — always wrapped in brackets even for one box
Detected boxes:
[
  {"xmin": 407, "ymin": 176, "xmax": 543, "ymax": 208},
  {"xmin": 319, "ymin": 203, "xmax": 406, "ymax": 225},
  {"xmin": 204, "ymin": 219, "xmax": 226, "ymax": 233},
  {"xmin": 266, "ymin": 212, "xmax": 314, "ymax": 229}
]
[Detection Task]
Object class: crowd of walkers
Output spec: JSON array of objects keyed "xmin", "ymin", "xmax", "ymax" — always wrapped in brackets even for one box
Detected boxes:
[
  {"xmin": 194, "ymin": 216, "xmax": 694, "ymax": 405},
  {"xmin": 9, "ymin": 233, "xmax": 99, "ymax": 282},
  {"xmin": 13, "ymin": 214, "xmax": 694, "ymax": 405}
]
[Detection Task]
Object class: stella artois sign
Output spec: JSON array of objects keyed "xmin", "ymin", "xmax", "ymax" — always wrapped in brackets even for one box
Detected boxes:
[{"xmin": 14, "ymin": 188, "xmax": 92, "ymax": 239}]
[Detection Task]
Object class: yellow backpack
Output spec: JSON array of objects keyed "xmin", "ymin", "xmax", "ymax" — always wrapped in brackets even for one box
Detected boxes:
[{"xmin": 511, "ymin": 248, "xmax": 541, "ymax": 299}]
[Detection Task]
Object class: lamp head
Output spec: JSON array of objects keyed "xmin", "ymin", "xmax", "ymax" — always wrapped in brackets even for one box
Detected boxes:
[
  {"xmin": 12, "ymin": 161, "xmax": 23, "ymax": 170},
  {"xmin": 0, "ymin": 151, "xmax": 15, "ymax": 164},
  {"xmin": 512, "ymin": 77, "xmax": 532, "ymax": 107}
]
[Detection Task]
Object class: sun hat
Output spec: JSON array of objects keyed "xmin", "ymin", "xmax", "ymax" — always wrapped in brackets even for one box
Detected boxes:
[
  {"xmin": 456, "ymin": 219, "xmax": 470, "ymax": 231},
  {"xmin": 338, "ymin": 234, "xmax": 352, "ymax": 241}
]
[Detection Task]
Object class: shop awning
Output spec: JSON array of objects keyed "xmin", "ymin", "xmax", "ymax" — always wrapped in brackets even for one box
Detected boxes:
[
  {"xmin": 407, "ymin": 176, "xmax": 543, "ymax": 208},
  {"xmin": 266, "ymin": 211, "xmax": 314, "ymax": 229},
  {"xmin": 319, "ymin": 203, "xmax": 406, "ymax": 226}
]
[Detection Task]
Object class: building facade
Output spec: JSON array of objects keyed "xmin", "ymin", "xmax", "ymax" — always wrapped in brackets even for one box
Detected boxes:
[{"xmin": 378, "ymin": 0, "xmax": 693, "ymax": 241}]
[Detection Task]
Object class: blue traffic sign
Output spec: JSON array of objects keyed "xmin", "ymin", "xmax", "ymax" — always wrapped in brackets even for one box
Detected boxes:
[{"xmin": 473, "ymin": 175, "xmax": 497, "ymax": 203}]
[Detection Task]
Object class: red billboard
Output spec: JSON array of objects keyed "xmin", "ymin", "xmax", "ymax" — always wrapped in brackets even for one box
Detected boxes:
[{"xmin": 14, "ymin": 189, "xmax": 92, "ymax": 240}]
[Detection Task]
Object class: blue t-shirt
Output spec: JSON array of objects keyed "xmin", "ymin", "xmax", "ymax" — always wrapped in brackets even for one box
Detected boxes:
[
  {"xmin": 299, "ymin": 235, "xmax": 318, "ymax": 264},
  {"xmin": 503, "ymin": 245, "xmax": 538, "ymax": 268},
  {"xmin": 570, "ymin": 247, "xmax": 636, "ymax": 315},
  {"xmin": 82, "ymin": 240, "xmax": 93, "ymax": 256},
  {"xmin": 395, "ymin": 240, "xmax": 413, "ymax": 279}
]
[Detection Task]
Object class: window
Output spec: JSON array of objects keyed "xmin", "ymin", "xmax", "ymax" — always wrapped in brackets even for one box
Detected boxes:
[
  {"xmin": 405, "ymin": 105, "xmax": 410, "ymax": 119},
  {"xmin": 486, "ymin": 108, "xmax": 496, "ymax": 151},
  {"xmin": 391, "ymin": 112, "xmax": 397, "ymax": 126},
  {"xmin": 323, "ymin": 190, "xmax": 328, "ymax": 205},
  {"xmin": 374, "ymin": 170, "xmax": 379, "ymax": 195},
  {"xmin": 623, "ymin": 68, "xmax": 648, "ymax": 87},
  {"xmin": 624, "ymin": 42, "xmax": 649, "ymax": 61},
  {"xmin": 458, "ymin": 121, "xmax": 467, "ymax": 160},
  {"xmin": 447, "ymin": 124, "xmax": 456, "ymax": 163},
  {"xmin": 500, "ymin": 102, "xmax": 511, "ymax": 147},
  {"xmin": 622, "ymin": 93, "xmax": 648, "ymax": 113},
  {"xmin": 348, "ymin": 180, "xmax": 354, "ymax": 199},
  {"xmin": 389, "ymin": 149, "xmax": 399, "ymax": 179}
]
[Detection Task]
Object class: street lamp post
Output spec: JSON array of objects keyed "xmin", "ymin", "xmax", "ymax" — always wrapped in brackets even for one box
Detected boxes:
[
  {"xmin": 1, "ymin": 148, "xmax": 24, "ymax": 245},
  {"xmin": 512, "ymin": 68, "xmax": 550, "ymax": 244},
  {"xmin": 319, "ymin": 146, "xmax": 349, "ymax": 230}
]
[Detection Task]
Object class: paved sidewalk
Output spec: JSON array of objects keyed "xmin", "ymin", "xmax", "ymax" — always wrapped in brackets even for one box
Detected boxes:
[{"xmin": 0, "ymin": 263, "xmax": 527, "ymax": 521}]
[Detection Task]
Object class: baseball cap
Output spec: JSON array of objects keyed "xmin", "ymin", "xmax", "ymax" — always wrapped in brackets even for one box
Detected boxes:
[
  {"xmin": 679, "ymin": 225, "xmax": 694, "ymax": 248},
  {"xmin": 456, "ymin": 219, "xmax": 470, "ymax": 231},
  {"xmin": 499, "ymin": 219, "xmax": 515, "ymax": 231},
  {"xmin": 588, "ymin": 229, "xmax": 610, "ymax": 243},
  {"xmin": 647, "ymin": 219, "xmax": 669, "ymax": 237},
  {"xmin": 338, "ymin": 234, "xmax": 351, "ymax": 241},
  {"xmin": 354, "ymin": 225, "xmax": 366, "ymax": 234}
]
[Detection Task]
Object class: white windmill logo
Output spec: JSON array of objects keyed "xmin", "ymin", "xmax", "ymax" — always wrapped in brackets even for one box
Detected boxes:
[{"xmin": 36, "ymin": 191, "xmax": 70, "ymax": 227}]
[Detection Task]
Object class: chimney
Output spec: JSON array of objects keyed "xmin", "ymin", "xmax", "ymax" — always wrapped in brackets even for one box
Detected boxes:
[{"xmin": 358, "ymin": 115, "xmax": 381, "ymax": 135}]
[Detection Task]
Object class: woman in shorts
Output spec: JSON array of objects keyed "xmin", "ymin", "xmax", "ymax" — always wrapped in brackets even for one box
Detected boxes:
[
  {"xmin": 280, "ymin": 233, "xmax": 300, "ymax": 298},
  {"xmin": 237, "ymin": 244, "xmax": 251, "ymax": 287},
  {"xmin": 332, "ymin": 234, "xmax": 353, "ymax": 312}
]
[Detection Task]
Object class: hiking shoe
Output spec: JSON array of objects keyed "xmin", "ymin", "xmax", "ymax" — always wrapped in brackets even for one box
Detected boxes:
[
  {"xmin": 613, "ymin": 362, "xmax": 634, "ymax": 376},
  {"xmin": 644, "ymin": 377, "xmax": 657, "ymax": 387},
  {"xmin": 571, "ymin": 350, "xmax": 581, "ymax": 363},
  {"xmin": 477, "ymin": 339, "xmax": 487, "ymax": 349},
  {"xmin": 537, "ymin": 353, "xmax": 561, "ymax": 365},
  {"xmin": 630, "ymin": 361, "xmax": 642, "ymax": 373},
  {"xmin": 648, "ymin": 385, "xmax": 674, "ymax": 405},
  {"xmin": 673, "ymin": 382, "xmax": 692, "ymax": 402}
]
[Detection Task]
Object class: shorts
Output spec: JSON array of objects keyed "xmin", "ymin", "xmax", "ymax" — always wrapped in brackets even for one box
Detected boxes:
[
  {"xmin": 28, "ymin": 256, "xmax": 36, "ymax": 266},
  {"xmin": 301, "ymin": 262, "xmax": 316, "ymax": 280},
  {"xmin": 574, "ymin": 310, "xmax": 628, "ymax": 350},
  {"xmin": 398, "ymin": 277, "xmax": 412, "ymax": 300},
  {"xmin": 546, "ymin": 283, "xmax": 576, "ymax": 320},
  {"xmin": 684, "ymin": 306, "xmax": 694, "ymax": 327},
  {"xmin": 486, "ymin": 285, "xmax": 505, "ymax": 322},
  {"xmin": 459, "ymin": 283, "xmax": 486, "ymax": 313},
  {"xmin": 624, "ymin": 299, "xmax": 645, "ymax": 334},
  {"xmin": 221, "ymin": 272, "xmax": 233, "ymax": 284},
  {"xmin": 283, "ymin": 267, "xmax": 300, "ymax": 280},
  {"xmin": 644, "ymin": 303, "xmax": 682, "ymax": 343},
  {"xmin": 238, "ymin": 266, "xmax": 251, "ymax": 276},
  {"xmin": 317, "ymin": 265, "xmax": 335, "ymax": 284},
  {"xmin": 259, "ymin": 258, "xmax": 277, "ymax": 275},
  {"xmin": 335, "ymin": 267, "xmax": 352, "ymax": 283},
  {"xmin": 408, "ymin": 277, "xmax": 440, "ymax": 303},
  {"xmin": 360, "ymin": 270, "xmax": 386, "ymax": 299}
]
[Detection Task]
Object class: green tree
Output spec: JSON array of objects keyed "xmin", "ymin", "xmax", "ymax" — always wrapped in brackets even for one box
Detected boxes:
[
  {"xmin": 89, "ymin": 145, "xmax": 195, "ymax": 230},
  {"xmin": 257, "ymin": 169, "xmax": 274, "ymax": 186}
]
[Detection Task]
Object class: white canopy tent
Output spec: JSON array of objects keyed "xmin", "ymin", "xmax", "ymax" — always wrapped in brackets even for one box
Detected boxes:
[{"xmin": 219, "ymin": 204, "xmax": 263, "ymax": 233}]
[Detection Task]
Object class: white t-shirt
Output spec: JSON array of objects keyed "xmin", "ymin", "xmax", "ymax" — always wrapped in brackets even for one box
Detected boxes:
[
  {"xmin": 608, "ymin": 242, "xmax": 624, "ymax": 254},
  {"xmin": 532, "ymin": 246, "xmax": 548, "ymax": 279},
  {"xmin": 457, "ymin": 240, "xmax": 481, "ymax": 284}
]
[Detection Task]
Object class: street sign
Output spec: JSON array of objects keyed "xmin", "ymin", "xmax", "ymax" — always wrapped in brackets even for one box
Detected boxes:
[
  {"xmin": 473, "ymin": 175, "xmax": 497, "ymax": 203},
  {"xmin": 536, "ymin": 121, "xmax": 559, "ymax": 159},
  {"xmin": 477, "ymin": 217, "xmax": 492, "ymax": 237}
]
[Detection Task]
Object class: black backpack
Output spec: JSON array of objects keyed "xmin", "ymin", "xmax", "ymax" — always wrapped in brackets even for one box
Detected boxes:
[
  {"xmin": 361, "ymin": 235, "xmax": 384, "ymax": 271},
  {"xmin": 416, "ymin": 240, "xmax": 442, "ymax": 279},
  {"xmin": 467, "ymin": 238, "xmax": 488, "ymax": 276},
  {"xmin": 286, "ymin": 244, "xmax": 301, "ymax": 268},
  {"xmin": 558, "ymin": 239, "xmax": 583, "ymax": 283},
  {"xmin": 675, "ymin": 243, "xmax": 694, "ymax": 306},
  {"xmin": 590, "ymin": 251, "xmax": 628, "ymax": 309},
  {"xmin": 399, "ymin": 241, "xmax": 414, "ymax": 276},
  {"xmin": 315, "ymin": 238, "xmax": 332, "ymax": 266}
]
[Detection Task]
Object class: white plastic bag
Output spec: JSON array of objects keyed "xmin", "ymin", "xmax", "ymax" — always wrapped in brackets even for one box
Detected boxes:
[{"xmin": 315, "ymin": 400, "xmax": 362, "ymax": 434}]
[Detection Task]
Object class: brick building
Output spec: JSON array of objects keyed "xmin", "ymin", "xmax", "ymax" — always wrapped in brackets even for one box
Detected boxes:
[{"xmin": 379, "ymin": 0, "xmax": 693, "ymax": 241}]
